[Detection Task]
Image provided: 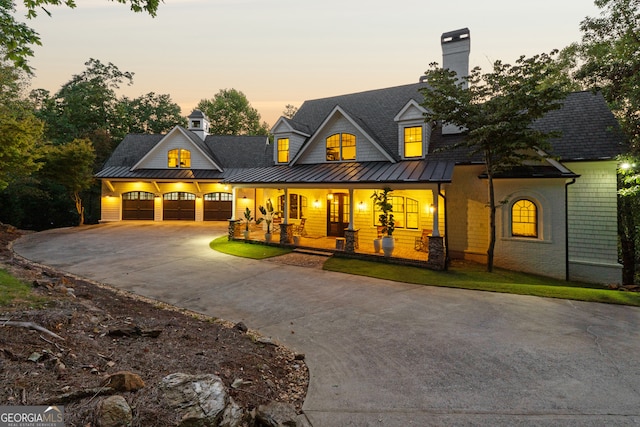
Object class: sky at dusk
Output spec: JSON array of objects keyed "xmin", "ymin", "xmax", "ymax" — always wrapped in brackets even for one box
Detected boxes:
[{"xmin": 21, "ymin": 0, "xmax": 601, "ymax": 127}]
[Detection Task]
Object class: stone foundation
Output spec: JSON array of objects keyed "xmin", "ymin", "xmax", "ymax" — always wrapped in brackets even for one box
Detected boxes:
[
  {"xmin": 280, "ymin": 223, "xmax": 294, "ymax": 244},
  {"xmin": 344, "ymin": 229, "xmax": 359, "ymax": 253},
  {"xmin": 427, "ymin": 236, "xmax": 446, "ymax": 271},
  {"xmin": 228, "ymin": 220, "xmax": 242, "ymax": 240}
]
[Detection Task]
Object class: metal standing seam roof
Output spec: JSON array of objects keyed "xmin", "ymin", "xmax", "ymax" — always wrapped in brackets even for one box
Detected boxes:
[{"xmin": 220, "ymin": 160, "xmax": 455, "ymax": 185}]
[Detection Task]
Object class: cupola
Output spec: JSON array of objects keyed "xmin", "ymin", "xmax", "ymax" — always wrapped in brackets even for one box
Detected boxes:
[{"xmin": 188, "ymin": 109, "xmax": 210, "ymax": 140}]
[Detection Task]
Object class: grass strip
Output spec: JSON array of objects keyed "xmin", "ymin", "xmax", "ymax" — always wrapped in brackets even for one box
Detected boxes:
[
  {"xmin": 323, "ymin": 258, "xmax": 640, "ymax": 307},
  {"xmin": 210, "ymin": 236, "xmax": 292, "ymax": 259}
]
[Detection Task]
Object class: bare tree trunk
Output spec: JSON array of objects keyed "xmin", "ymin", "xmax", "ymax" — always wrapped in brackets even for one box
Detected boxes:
[
  {"xmin": 487, "ymin": 172, "xmax": 496, "ymax": 273},
  {"xmin": 74, "ymin": 192, "xmax": 84, "ymax": 226}
]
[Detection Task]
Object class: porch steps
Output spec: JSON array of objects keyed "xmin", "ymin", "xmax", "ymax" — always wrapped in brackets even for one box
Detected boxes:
[{"xmin": 292, "ymin": 248, "xmax": 334, "ymax": 257}]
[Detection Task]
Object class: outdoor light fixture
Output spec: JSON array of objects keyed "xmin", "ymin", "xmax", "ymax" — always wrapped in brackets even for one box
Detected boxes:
[
  {"xmin": 429, "ymin": 204, "xmax": 435, "ymax": 214},
  {"xmin": 358, "ymin": 201, "xmax": 365, "ymax": 212},
  {"xmin": 313, "ymin": 199, "xmax": 321, "ymax": 208},
  {"xmin": 327, "ymin": 193, "xmax": 334, "ymax": 200}
]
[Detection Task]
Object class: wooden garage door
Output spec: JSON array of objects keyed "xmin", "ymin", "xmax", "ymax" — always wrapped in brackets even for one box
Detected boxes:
[
  {"xmin": 122, "ymin": 191, "xmax": 155, "ymax": 220},
  {"xmin": 203, "ymin": 192, "xmax": 232, "ymax": 221},
  {"xmin": 163, "ymin": 192, "xmax": 195, "ymax": 220}
]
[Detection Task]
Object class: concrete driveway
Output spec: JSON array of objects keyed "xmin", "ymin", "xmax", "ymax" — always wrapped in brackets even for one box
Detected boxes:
[{"xmin": 12, "ymin": 222, "xmax": 640, "ymax": 426}]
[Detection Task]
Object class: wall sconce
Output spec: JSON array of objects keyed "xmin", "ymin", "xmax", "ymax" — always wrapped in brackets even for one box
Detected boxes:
[
  {"xmin": 429, "ymin": 204, "xmax": 435, "ymax": 214},
  {"xmin": 313, "ymin": 199, "xmax": 321, "ymax": 209},
  {"xmin": 327, "ymin": 193, "xmax": 334, "ymax": 200},
  {"xmin": 358, "ymin": 201, "xmax": 365, "ymax": 212}
]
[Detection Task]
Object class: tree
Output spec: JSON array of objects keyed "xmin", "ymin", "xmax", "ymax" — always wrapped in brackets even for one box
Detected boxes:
[
  {"xmin": 0, "ymin": 61, "xmax": 43, "ymax": 191},
  {"xmin": 1, "ymin": 0, "xmax": 160, "ymax": 73},
  {"xmin": 569, "ymin": 0, "xmax": 640, "ymax": 284},
  {"xmin": 197, "ymin": 89, "xmax": 270, "ymax": 136},
  {"xmin": 282, "ymin": 104, "xmax": 298, "ymax": 119},
  {"xmin": 420, "ymin": 52, "xmax": 566, "ymax": 272},
  {"xmin": 115, "ymin": 92, "xmax": 186, "ymax": 137},
  {"xmin": 33, "ymin": 58, "xmax": 134, "ymax": 144},
  {"xmin": 38, "ymin": 138, "xmax": 96, "ymax": 225}
]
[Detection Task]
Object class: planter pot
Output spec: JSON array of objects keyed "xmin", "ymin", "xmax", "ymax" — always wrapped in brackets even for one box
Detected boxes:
[
  {"xmin": 373, "ymin": 238, "xmax": 381, "ymax": 253},
  {"xmin": 243, "ymin": 230, "xmax": 250, "ymax": 240},
  {"xmin": 265, "ymin": 232, "xmax": 272, "ymax": 243},
  {"xmin": 381, "ymin": 236, "xmax": 394, "ymax": 257},
  {"xmin": 293, "ymin": 235, "xmax": 301, "ymax": 246}
]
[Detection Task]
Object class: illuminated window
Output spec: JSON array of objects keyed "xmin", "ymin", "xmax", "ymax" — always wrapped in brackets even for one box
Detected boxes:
[
  {"xmin": 406, "ymin": 198, "xmax": 419, "ymax": 229},
  {"xmin": 404, "ymin": 126, "xmax": 423, "ymax": 158},
  {"xmin": 278, "ymin": 194, "xmax": 307, "ymax": 219},
  {"xmin": 277, "ymin": 138, "xmax": 289, "ymax": 163},
  {"xmin": 326, "ymin": 133, "xmax": 356, "ymax": 161},
  {"xmin": 163, "ymin": 192, "xmax": 196, "ymax": 201},
  {"xmin": 204, "ymin": 192, "xmax": 232, "ymax": 201},
  {"xmin": 512, "ymin": 199, "xmax": 538, "ymax": 237},
  {"xmin": 168, "ymin": 149, "xmax": 191, "ymax": 168},
  {"xmin": 372, "ymin": 196, "xmax": 418, "ymax": 229}
]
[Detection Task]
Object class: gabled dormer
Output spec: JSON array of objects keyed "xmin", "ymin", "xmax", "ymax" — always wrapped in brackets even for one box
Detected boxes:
[
  {"xmin": 270, "ymin": 117, "xmax": 311, "ymax": 164},
  {"xmin": 290, "ymin": 106, "xmax": 395, "ymax": 165},
  {"xmin": 188, "ymin": 109, "xmax": 210, "ymax": 141},
  {"xmin": 394, "ymin": 100, "xmax": 431, "ymax": 159},
  {"xmin": 131, "ymin": 126, "xmax": 222, "ymax": 172}
]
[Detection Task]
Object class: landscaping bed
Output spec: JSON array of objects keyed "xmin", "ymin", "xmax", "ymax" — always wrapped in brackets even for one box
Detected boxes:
[{"xmin": 0, "ymin": 224, "xmax": 308, "ymax": 426}]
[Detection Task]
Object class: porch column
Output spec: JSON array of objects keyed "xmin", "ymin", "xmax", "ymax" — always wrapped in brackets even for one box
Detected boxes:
[
  {"xmin": 431, "ymin": 188, "xmax": 440, "ymax": 237},
  {"xmin": 348, "ymin": 187, "xmax": 355, "ymax": 230},
  {"xmin": 283, "ymin": 188, "xmax": 289, "ymax": 224},
  {"xmin": 231, "ymin": 187, "xmax": 237, "ymax": 220}
]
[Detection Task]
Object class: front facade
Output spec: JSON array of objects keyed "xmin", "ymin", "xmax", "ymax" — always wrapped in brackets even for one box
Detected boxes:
[{"xmin": 96, "ymin": 29, "xmax": 624, "ymax": 284}]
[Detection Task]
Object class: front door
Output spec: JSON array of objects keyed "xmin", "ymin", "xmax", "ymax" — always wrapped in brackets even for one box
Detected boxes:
[{"xmin": 327, "ymin": 193, "xmax": 349, "ymax": 237}]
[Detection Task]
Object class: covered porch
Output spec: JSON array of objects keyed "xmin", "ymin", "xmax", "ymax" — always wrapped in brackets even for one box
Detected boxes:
[{"xmin": 224, "ymin": 160, "xmax": 455, "ymax": 270}]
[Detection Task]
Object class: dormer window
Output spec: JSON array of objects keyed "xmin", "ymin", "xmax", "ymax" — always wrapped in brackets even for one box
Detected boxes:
[
  {"xmin": 168, "ymin": 149, "xmax": 191, "ymax": 168},
  {"xmin": 404, "ymin": 126, "xmax": 423, "ymax": 158},
  {"xmin": 277, "ymin": 138, "xmax": 289, "ymax": 163},
  {"xmin": 326, "ymin": 133, "xmax": 356, "ymax": 161}
]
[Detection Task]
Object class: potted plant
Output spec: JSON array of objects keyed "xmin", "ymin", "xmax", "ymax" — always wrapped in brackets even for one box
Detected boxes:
[
  {"xmin": 371, "ymin": 187, "xmax": 395, "ymax": 257},
  {"xmin": 242, "ymin": 207, "xmax": 254, "ymax": 240},
  {"xmin": 258, "ymin": 199, "xmax": 278, "ymax": 243}
]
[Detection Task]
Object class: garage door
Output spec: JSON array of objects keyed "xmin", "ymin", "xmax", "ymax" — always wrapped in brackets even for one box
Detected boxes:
[
  {"xmin": 122, "ymin": 191, "xmax": 155, "ymax": 220},
  {"xmin": 163, "ymin": 192, "xmax": 195, "ymax": 220},
  {"xmin": 203, "ymin": 192, "xmax": 232, "ymax": 221}
]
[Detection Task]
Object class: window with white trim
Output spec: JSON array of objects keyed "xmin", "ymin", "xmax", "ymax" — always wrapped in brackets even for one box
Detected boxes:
[
  {"xmin": 512, "ymin": 199, "xmax": 538, "ymax": 238},
  {"xmin": 326, "ymin": 133, "xmax": 356, "ymax": 161}
]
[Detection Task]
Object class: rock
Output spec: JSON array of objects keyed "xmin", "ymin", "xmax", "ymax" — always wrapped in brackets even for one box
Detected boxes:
[
  {"xmin": 255, "ymin": 402, "xmax": 301, "ymax": 427},
  {"xmin": 233, "ymin": 322, "xmax": 248, "ymax": 333},
  {"xmin": 103, "ymin": 371, "xmax": 145, "ymax": 392},
  {"xmin": 160, "ymin": 372, "xmax": 244, "ymax": 427},
  {"xmin": 293, "ymin": 353, "xmax": 305, "ymax": 361},
  {"xmin": 96, "ymin": 395, "xmax": 132, "ymax": 427}
]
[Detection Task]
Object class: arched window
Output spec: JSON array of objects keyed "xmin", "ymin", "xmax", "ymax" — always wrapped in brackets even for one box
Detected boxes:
[
  {"xmin": 512, "ymin": 199, "xmax": 537, "ymax": 238},
  {"xmin": 168, "ymin": 149, "xmax": 191, "ymax": 168},
  {"xmin": 326, "ymin": 133, "xmax": 356, "ymax": 161}
]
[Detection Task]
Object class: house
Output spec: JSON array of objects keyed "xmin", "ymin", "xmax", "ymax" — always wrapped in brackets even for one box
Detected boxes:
[{"xmin": 96, "ymin": 28, "xmax": 624, "ymax": 284}]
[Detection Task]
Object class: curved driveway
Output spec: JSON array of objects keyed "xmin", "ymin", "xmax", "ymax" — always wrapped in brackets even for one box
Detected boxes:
[{"xmin": 13, "ymin": 222, "xmax": 640, "ymax": 426}]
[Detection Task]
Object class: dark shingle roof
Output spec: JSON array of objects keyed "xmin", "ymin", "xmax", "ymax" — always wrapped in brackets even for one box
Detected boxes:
[
  {"xmin": 426, "ymin": 90, "xmax": 624, "ymax": 164},
  {"xmin": 293, "ymin": 83, "xmax": 427, "ymax": 160},
  {"xmin": 98, "ymin": 130, "xmax": 273, "ymax": 179},
  {"xmin": 532, "ymin": 91, "xmax": 625, "ymax": 161}
]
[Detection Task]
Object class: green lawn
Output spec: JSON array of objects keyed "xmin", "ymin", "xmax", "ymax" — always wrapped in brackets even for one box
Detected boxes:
[
  {"xmin": 210, "ymin": 236, "xmax": 293, "ymax": 259},
  {"xmin": 0, "ymin": 269, "xmax": 48, "ymax": 308},
  {"xmin": 323, "ymin": 257, "xmax": 640, "ymax": 307},
  {"xmin": 209, "ymin": 237, "xmax": 640, "ymax": 307}
]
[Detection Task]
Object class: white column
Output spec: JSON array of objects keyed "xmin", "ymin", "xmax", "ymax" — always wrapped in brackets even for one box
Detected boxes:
[
  {"xmin": 283, "ymin": 188, "xmax": 289, "ymax": 224},
  {"xmin": 231, "ymin": 187, "xmax": 237, "ymax": 220},
  {"xmin": 348, "ymin": 187, "xmax": 355, "ymax": 230},
  {"xmin": 431, "ymin": 188, "xmax": 440, "ymax": 237}
]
